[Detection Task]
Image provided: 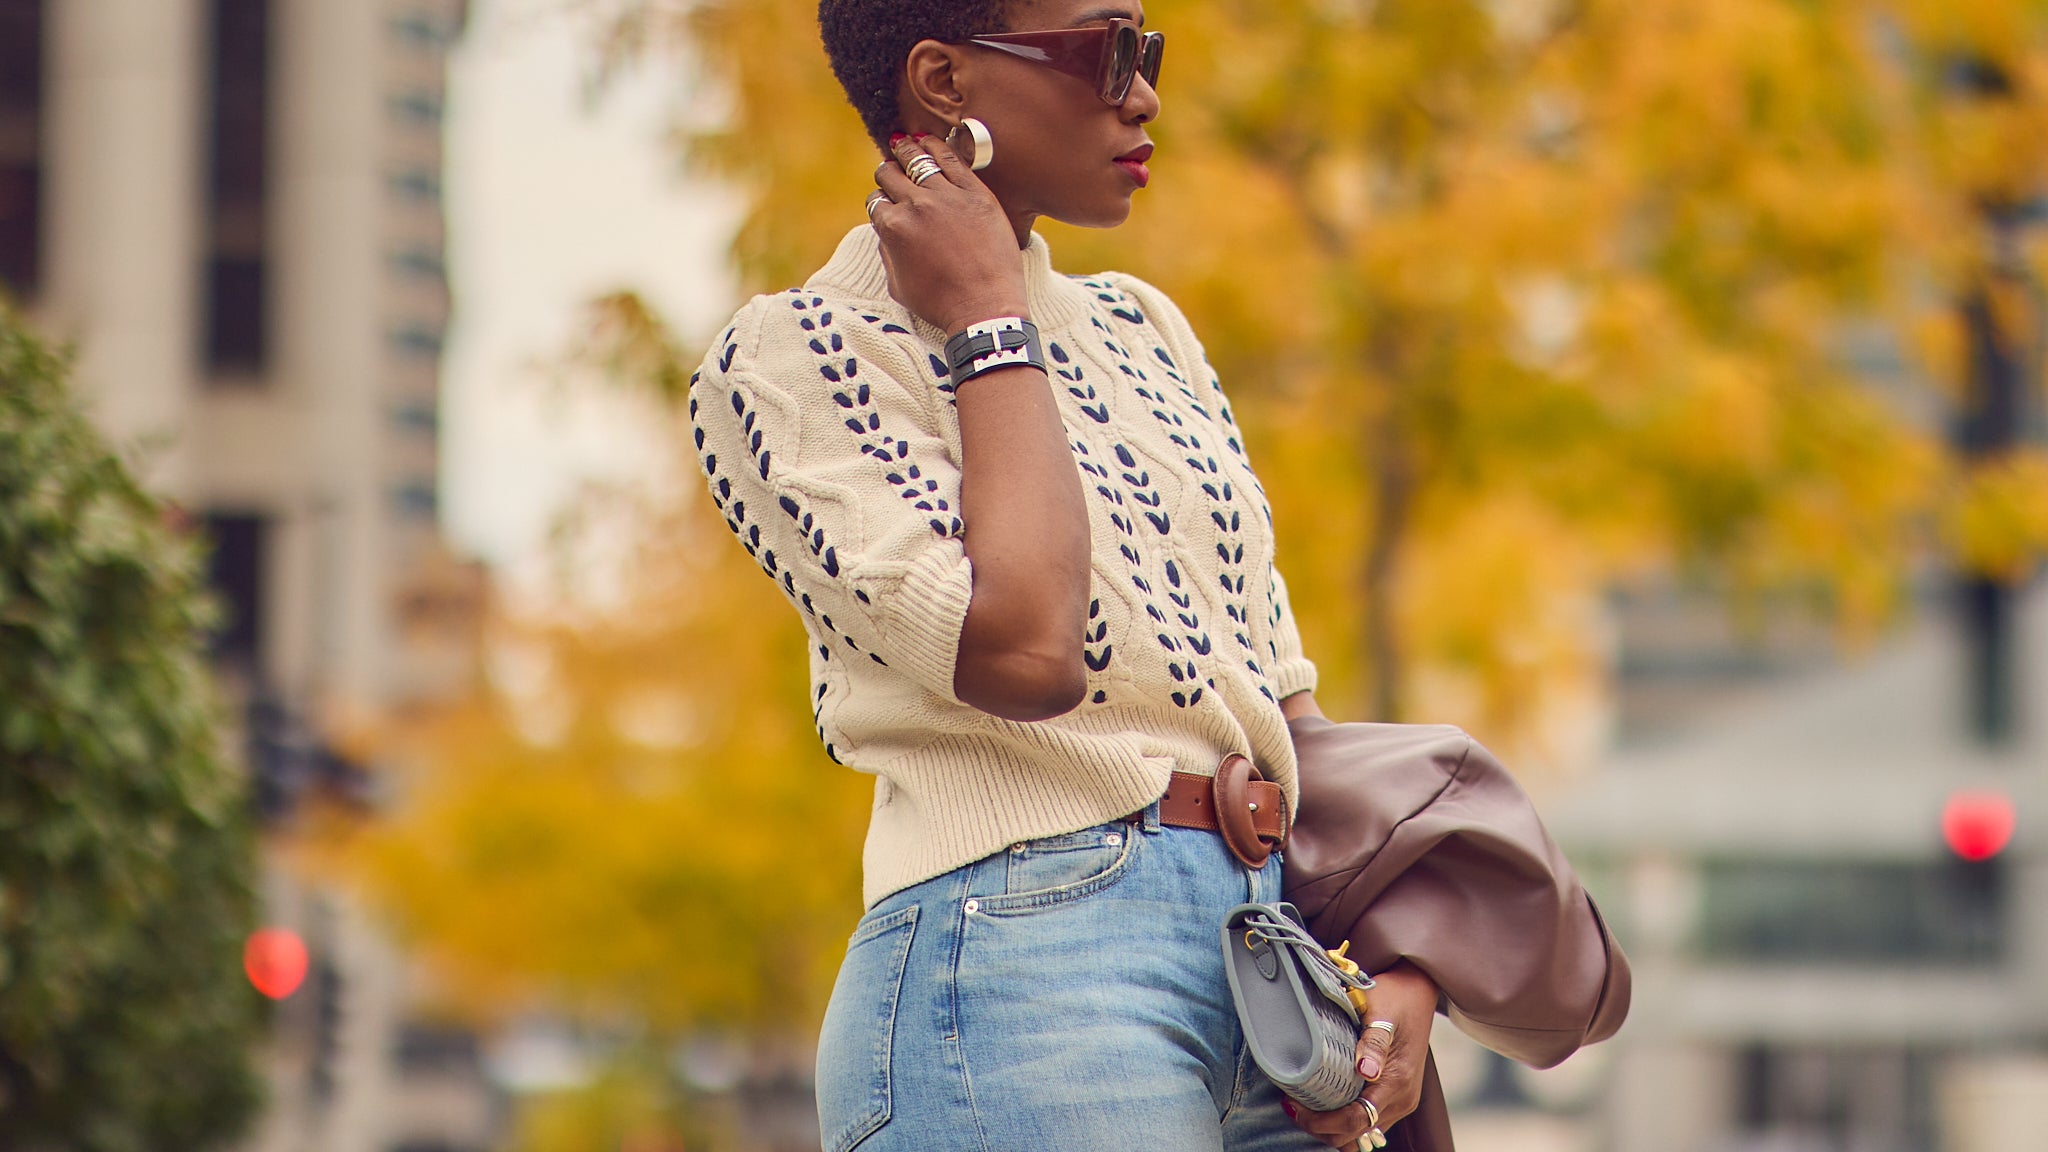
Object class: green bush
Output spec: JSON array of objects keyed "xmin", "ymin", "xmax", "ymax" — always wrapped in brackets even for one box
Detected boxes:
[{"xmin": 0, "ymin": 310, "xmax": 263, "ymax": 1149}]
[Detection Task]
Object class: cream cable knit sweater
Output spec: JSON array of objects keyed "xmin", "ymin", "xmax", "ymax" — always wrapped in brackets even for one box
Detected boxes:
[{"xmin": 689, "ymin": 226, "xmax": 1317, "ymax": 906}]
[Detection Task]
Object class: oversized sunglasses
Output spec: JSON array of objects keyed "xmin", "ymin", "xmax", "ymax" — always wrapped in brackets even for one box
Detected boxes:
[{"xmin": 965, "ymin": 18, "xmax": 1164, "ymax": 107}]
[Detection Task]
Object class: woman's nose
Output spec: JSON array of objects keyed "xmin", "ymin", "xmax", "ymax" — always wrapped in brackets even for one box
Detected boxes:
[{"xmin": 1122, "ymin": 74, "xmax": 1160, "ymax": 126}]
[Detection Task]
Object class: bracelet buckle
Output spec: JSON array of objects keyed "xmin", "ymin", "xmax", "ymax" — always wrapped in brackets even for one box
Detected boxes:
[{"xmin": 946, "ymin": 317, "xmax": 1045, "ymax": 386}]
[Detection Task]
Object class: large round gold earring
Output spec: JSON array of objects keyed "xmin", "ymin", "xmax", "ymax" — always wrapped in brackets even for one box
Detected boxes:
[{"xmin": 946, "ymin": 117, "xmax": 994, "ymax": 172}]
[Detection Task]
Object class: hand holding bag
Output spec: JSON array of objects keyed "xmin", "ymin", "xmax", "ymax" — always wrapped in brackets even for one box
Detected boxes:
[
  {"xmin": 1279, "ymin": 716, "xmax": 1633, "ymax": 1152},
  {"xmin": 1220, "ymin": 901, "xmax": 1374, "ymax": 1111}
]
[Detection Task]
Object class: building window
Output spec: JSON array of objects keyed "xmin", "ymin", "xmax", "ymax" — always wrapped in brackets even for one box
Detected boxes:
[
  {"xmin": 388, "ymin": 168, "xmax": 442, "ymax": 205},
  {"xmin": 1736, "ymin": 1044, "xmax": 1939, "ymax": 1151},
  {"xmin": 392, "ymin": 480, "xmax": 438, "ymax": 520},
  {"xmin": 204, "ymin": 0, "xmax": 269, "ymax": 377},
  {"xmin": 1698, "ymin": 858, "xmax": 2006, "ymax": 965},
  {"xmin": 389, "ymin": 246, "xmax": 446, "ymax": 282},
  {"xmin": 389, "ymin": 322, "xmax": 443, "ymax": 358},
  {"xmin": 202, "ymin": 512, "xmax": 269, "ymax": 676},
  {"xmin": 389, "ymin": 90, "xmax": 444, "ymax": 128},
  {"xmin": 0, "ymin": 0, "xmax": 44, "ymax": 302},
  {"xmin": 206, "ymin": 256, "xmax": 265, "ymax": 369},
  {"xmin": 390, "ymin": 399, "xmax": 438, "ymax": 435},
  {"xmin": 389, "ymin": 12, "xmax": 457, "ymax": 51}
]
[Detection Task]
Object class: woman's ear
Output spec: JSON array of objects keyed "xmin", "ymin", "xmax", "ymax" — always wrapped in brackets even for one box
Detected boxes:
[{"xmin": 901, "ymin": 39, "xmax": 971, "ymax": 127}]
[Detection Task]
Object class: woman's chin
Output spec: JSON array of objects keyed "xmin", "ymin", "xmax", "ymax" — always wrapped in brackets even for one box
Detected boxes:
[{"xmin": 1051, "ymin": 197, "xmax": 1137, "ymax": 230}]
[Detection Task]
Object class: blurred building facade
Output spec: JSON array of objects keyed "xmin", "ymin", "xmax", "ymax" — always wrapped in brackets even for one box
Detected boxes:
[
  {"xmin": 1, "ymin": 2, "xmax": 495, "ymax": 1150},
  {"xmin": 1548, "ymin": 580, "xmax": 2048, "ymax": 1152}
]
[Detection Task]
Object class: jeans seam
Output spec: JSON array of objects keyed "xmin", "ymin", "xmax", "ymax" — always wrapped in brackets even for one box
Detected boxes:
[
  {"xmin": 941, "ymin": 866, "xmax": 969, "ymax": 1044},
  {"xmin": 820, "ymin": 905, "xmax": 918, "ymax": 1152},
  {"xmin": 942, "ymin": 866, "xmax": 993, "ymax": 1152},
  {"xmin": 973, "ymin": 826, "xmax": 1141, "ymax": 915},
  {"xmin": 1221, "ymin": 1031, "xmax": 1252, "ymax": 1123}
]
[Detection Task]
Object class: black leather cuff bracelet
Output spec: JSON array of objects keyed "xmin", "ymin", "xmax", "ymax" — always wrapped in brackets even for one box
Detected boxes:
[{"xmin": 945, "ymin": 317, "xmax": 1045, "ymax": 386}]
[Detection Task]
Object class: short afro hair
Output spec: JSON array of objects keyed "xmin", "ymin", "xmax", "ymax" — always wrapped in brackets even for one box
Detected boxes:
[{"xmin": 819, "ymin": 0, "xmax": 1010, "ymax": 149}]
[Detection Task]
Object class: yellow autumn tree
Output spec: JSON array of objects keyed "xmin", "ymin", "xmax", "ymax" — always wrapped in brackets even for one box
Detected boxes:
[
  {"xmin": 348, "ymin": 0, "xmax": 2048, "ymax": 1141},
  {"xmin": 358, "ymin": 392, "xmax": 871, "ymax": 1031},
  {"xmin": 601, "ymin": 0, "xmax": 2048, "ymax": 768}
]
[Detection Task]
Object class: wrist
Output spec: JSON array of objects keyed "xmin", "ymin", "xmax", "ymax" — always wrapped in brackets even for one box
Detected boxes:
[
  {"xmin": 939, "ymin": 300, "xmax": 1030, "ymax": 336},
  {"xmin": 946, "ymin": 316, "xmax": 1046, "ymax": 387}
]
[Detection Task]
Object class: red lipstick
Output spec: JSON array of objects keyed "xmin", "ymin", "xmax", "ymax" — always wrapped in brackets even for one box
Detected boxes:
[{"xmin": 1115, "ymin": 143, "xmax": 1154, "ymax": 188}]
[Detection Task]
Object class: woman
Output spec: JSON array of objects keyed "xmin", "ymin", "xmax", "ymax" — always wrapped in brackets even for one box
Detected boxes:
[{"xmin": 688, "ymin": 1, "xmax": 1439, "ymax": 1147}]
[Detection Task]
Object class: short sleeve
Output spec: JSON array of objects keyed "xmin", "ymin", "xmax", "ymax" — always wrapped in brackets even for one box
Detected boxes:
[
  {"xmin": 1267, "ymin": 565, "xmax": 1318, "ymax": 700},
  {"xmin": 689, "ymin": 297, "xmax": 975, "ymax": 703},
  {"xmin": 1109, "ymin": 272, "xmax": 1317, "ymax": 702}
]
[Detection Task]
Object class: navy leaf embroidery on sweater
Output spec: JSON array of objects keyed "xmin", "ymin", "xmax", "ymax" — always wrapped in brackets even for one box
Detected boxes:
[
  {"xmin": 689, "ymin": 370, "xmax": 879, "ymax": 672},
  {"xmin": 697, "ymin": 279, "xmax": 1303, "ymax": 750},
  {"xmin": 1133, "ymin": 352, "xmax": 1273, "ymax": 684},
  {"xmin": 1077, "ymin": 285, "xmax": 1265, "ymax": 713},
  {"xmin": 1076, "ymin": 433, "xmax": 1205, "ymax": 706},
  {"xmin": 1081, "ymin": 278, "xmax": 1147, "ymax": 326},
  {"xmin": 802, "ymin": 312, "xmax": 962, "ymax": 539},
  {"xmin": 1083, "ymin": 598, "xmax": 1114, "ymax": 677}
]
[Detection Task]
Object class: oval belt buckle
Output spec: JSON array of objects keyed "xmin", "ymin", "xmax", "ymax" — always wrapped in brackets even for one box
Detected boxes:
[{"xmin": 1213, "ymin": 753, "xmax": 1271, "ymax": 869}]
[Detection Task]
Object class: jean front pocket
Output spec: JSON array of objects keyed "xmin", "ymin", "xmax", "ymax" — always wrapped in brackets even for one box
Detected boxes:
[
  {"xmin": 815, "ymin": 905, "xmax": 919, "ymax": 1152},
  {"xmin": 978, "ymin": 821, "xmax": 1138, "ymax": 914}
]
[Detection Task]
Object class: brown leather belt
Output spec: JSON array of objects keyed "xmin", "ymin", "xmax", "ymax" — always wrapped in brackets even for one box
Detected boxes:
[{"xmin": 1157, "ymin": 754, "xmax": 1289, "ymax": 868}]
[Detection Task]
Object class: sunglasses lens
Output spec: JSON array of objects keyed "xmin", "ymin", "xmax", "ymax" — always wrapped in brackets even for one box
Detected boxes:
[
  {"xmin": 1104, "ymin": 23, "xmax": 1138, "ymax": 102},
  {"xmin": 1139, "ymin": 34, "xmax": 1163, "ymax": 89}
]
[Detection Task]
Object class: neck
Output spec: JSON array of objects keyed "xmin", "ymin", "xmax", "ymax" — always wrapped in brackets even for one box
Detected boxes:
[{"xmin": 1006, "ymin": 204, "xmax": 1038, "ymax": 249}]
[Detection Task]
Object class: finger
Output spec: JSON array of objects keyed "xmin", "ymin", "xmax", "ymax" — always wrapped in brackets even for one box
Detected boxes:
[
  {"xmin": 1291, "ymin": 1098, "xmax": 1371, "ymax": 1148},
  {"xmin": 888, "ymin": 133, "xmax": 948, "ymax": 189},
  {"xmin": 1358, "ymin": 1087, "xmax": 1411, "ymax": 1136},
  {"xmin": 1357, "ymin": 1019, "xmax": 1397, "ymax": 1081},
  {"xmin": 1358, "ymin": 1070, "xmax": 1420, "ymax": 1131},
  {"xmin": 874, "ymin": 157, "xmax": 918, "ymax": 203},
  {"xmin": 1294, "ymin": 1090, "xmax": 1376, "ymax": 1131},
  {"xmin": 910, "ymin": 129, "xmax": 976, "ymax": 186}
]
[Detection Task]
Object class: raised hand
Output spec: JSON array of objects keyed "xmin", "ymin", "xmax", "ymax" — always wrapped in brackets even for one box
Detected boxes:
[{"xmin": 869, "ymin": 132, "xmax": 1030, "ymax": 334}]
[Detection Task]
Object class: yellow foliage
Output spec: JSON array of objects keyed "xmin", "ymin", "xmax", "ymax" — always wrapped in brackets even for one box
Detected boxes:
[
  {"xmin": 583, "ymin": 0, "xmax": 2048, "ymax": 750},
  {"xmin": 354, "ymin": 434, "xmax": 873, "ymax": 1032},
  {"xmin": 346, "ymin": 0, "xmax": 2048, "ymax": 1054},
  {"xmin": 505, "ymin": 1056, "xmax": 691, "ymax": 1152},
  {"xmin": 1947, "ymin": 451, "xmax": 2048, "ymax": 581}
]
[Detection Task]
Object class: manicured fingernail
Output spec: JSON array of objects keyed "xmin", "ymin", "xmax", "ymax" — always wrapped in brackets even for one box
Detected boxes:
[
  {"xmin": 1358, "ymin": 1055, "xmax": 1381, "ymax": 1080},
  {"xmin": 913, "ymin": 131, "xmax": 931, "ymax": 140},
  {"xmin": 888, "ymin": 132, "xmax": 907, "ymax": 144},
  {"xmin": 1280, "ymin": 1099, "xmax": 1297, "ymax": 1120}
]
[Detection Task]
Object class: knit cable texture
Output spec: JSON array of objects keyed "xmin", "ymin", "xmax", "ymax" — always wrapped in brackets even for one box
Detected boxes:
[{"xmin": 689, "ymin": 226, "xmax": 1317, "ymax": 906}]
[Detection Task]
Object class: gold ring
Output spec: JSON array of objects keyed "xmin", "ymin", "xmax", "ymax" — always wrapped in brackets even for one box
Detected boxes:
[
  {"xmin": 865, "ymin": 191, "xmax": 890, "ymax": 220},
  {"xmin": 1367, "ymin": 1019, "xmax": 1397, "ymax": 1036},
  {"xmin": 1360, "ymin": 1099, "xmax": 1379, "ymax": 1128},
  {"xmin": 906, "ymin": 155, "xmax": 943, "ymax": 185}
]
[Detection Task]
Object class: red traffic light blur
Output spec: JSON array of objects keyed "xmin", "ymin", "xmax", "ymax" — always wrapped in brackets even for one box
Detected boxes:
[
  {"xmin": 1942, "ymin": 790, "xmax": 2016, "ymax": 862},
  {"xmin": 244, "ymin": 928, "xmax": 310, "ymax": 999}
]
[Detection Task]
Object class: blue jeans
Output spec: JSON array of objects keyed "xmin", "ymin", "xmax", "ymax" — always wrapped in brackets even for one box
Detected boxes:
[{"xmin": 816, "ymin": 802, "xmax": 1327, "ymax": 1152}]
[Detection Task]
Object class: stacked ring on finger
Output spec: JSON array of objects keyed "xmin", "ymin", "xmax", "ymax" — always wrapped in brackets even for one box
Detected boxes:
[
  {"xmin": 905, "ymin": 154, "xmax": 944, "ymax": 185},
  {"xmin": 1366, "ymin": 1019, "xmax": 1397, "ymax": 1038},
  {"xmin": 1356, "ymin": 1097, "xmax": 1387, "ymax": 1150},
  {"xmin": 864, "ymin": 190, "xmax": 890, "ymax": 220}
]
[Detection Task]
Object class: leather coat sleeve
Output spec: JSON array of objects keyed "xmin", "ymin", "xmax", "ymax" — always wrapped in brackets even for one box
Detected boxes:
[{"xmin": 1282, "ymin": 716, "xmax": 1631, "ymax": 1071}]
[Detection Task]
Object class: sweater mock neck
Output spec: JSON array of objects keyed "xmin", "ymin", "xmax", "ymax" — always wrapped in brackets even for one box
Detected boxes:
[{"xmin": 807, "ymin": 225, "xmax": 1094, "ymax": 336}]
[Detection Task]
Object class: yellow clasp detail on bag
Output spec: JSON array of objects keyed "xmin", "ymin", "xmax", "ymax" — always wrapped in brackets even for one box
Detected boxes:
[{"xmin": 1326, "ymin": 940, "xmax": 1374, "ymax": 1017}]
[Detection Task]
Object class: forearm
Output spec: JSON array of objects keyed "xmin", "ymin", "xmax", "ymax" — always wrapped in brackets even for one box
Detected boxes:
[
  {"xmin": 952, "ymin": 358, "xmax": 1092, "ymax": 721},
  {"xmin": 1281, "ymin": 689, "xmax": 1324, "ymax": 722}
]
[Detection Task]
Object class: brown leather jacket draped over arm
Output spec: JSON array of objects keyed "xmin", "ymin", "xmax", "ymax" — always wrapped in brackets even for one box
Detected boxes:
[{"xmin": 1281, "ymin": 717, "xmax": 1632, "ymax": 1150}]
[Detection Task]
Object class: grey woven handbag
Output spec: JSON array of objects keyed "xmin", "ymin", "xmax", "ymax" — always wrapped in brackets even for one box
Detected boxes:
[{"xmin": 1221, "ymin": 901, "xmax": 1374, "ymax": 1111}]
